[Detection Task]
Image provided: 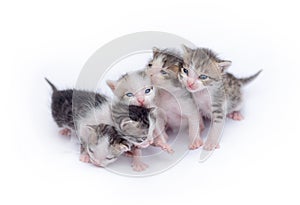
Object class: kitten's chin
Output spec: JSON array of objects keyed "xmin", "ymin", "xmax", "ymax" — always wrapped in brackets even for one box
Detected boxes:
[{"xmin": 186, "ymin": 87, "xmax": 201, "ymax": 93}]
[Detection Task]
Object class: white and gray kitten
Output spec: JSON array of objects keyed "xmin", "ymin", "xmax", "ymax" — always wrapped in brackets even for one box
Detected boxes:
[
  {"xmin": 75, "ymin": 98, "xmax": 156, "ymax": 170},
  {"xmin": 180, "ymin": 45, "xmax": 262, "ymax": 150},
  {"xmin": 106, "ymin": 70, "xmax": 173, "ymax": 171},
  {"xmin": 145, "ymin": 47, "xmax": 203, "ymax": 150}
]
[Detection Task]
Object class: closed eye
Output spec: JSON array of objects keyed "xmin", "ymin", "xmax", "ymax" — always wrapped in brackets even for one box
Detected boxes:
[
  {"xmin": 88, "ymin": 147, "xmax": 94, "ymax": 153},
  {"xmin": 160, "ymin": 70, "xmax": 167, "ymax": 75},
  {"xmin": 106, "ymin": 156, "xmax": 116, "ymax": 160}
]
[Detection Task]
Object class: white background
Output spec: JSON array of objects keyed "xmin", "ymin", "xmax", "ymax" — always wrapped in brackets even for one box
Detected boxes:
[{"xmin": 1, "ymin": 0, "xmax": 300, "ymax": 204}]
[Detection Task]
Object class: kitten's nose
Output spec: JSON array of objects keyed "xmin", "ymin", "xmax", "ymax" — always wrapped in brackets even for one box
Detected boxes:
[
  {"xmin": 137, "ymin": 98, "xmax": 145, "ymax": 105},
  {"xmin": 187, "ymin": 79, "xmax": 195, "ymax": 87}
]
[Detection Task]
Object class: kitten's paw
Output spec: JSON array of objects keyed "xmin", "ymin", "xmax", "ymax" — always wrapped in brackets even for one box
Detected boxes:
[
  {"xmin": 132, "ymin": 160, "xmax": 148, "ymax": 172},
  {"xmin": 124, "ymin": 151, "xmax": 134, "ymax": 158},
  {"xmin": 59, "ymin": 128, "xmax": 72, "ymax": 136},
  {"xmin": 189, "ymin": 138, "xmax": 203, "ymax": 150},
  {"xmin": 203, "ymin": 141, "xmax": 220, "ymax": 151},
  {"xmin": 161, "ymin": 144, "xmax": 174, "ymax": 154},
  {"xmin": 227, "ymin": 111, "xmax": 244, "ymax": 121},
  {"xmin": 153, "ymin": 139, "xmax": 174, "ymax": 153},
  {"xmin": 79, "ymin": 153, "xmax": 90, "ymax": 163}
]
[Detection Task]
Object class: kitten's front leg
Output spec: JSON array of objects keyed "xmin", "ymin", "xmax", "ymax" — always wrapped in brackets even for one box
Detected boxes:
[
  {"xmin": 152, "ymin": 109, "xmax": 174, "ymax": 153},
  {"xmin": 152, "ymin": 129, "xmax": 174, "ymax": 153},
  {"xmin": 204, "ymin": 105, "xmax": 225, "ymax": 150},
  {"xmin": 131, "ymin": 147, "xmax": 148, "ymax": 172},
  {"xmin": 188, "ymin": 113, "xmax": 203, "ymax": 150},
  {"xmin": 199, "ymin": 115, "xmax": 205, "ymax": 132},
  {"xmin": 79, "ymin": 144, "xmax": 90, "ymax": 163}
]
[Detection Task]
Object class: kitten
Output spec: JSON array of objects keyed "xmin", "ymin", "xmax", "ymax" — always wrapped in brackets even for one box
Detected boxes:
[
  {"xmin": 106, "ymin": 70, "xmax": 173, "ymax": 151},
  {"xmin": 106, "ymin": 70, "xmax": 173, "ymax": 171},
  {"xmin": 180, "ymin": 45, "xmax": 262, "ymax": 150},
  {"xmin": 46, "ymin": 78, "xmax": 154, "ymax": 169},
  {"xmin": 145, "ymin": 47, "xmax": 203, "ymax": 149},
  {"xmin": 45, "ymin": 77, "xmax": 107, "ymax": 136}
]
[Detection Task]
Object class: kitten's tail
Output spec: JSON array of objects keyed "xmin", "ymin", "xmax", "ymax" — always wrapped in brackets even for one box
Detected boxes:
[
  {"xmin": 45, "ymin": 78, "xmax": 58, "ymax": 92},
  {"xmin": 239, "ymin": 70, "xmax": 262, "ymax": 86}
]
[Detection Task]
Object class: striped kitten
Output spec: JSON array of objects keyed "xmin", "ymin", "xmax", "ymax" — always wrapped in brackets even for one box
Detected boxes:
[
  {"xmin": 107, "ymin": 70, "xmax": 173, "ymax": 151},
  {"xmin": 180, "ymin": 45, "xmax": 262, "ymax": 150},
  {"xmin": 76, "ymin": 97, "xmax": 155, "ymax": 170},
  {"xmin": 107, "ymin": 70, "xmax": 173, "ymax": 171},
  {"xmin": 46, "ymin": 78, "xmax": 154, "ymax": 169},
  {"xmin": 146, "ymin": 47, "xmax": 203, "ymax": 150}
]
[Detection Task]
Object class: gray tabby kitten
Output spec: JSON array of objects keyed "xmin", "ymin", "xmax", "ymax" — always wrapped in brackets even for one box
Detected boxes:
[
  {"xmin": 106, "ymin": 70, "xmax": 173, "ymax": 171},
  {"xmin": 46, "ymin": 78, "xmax": 154, "ymax": 169},
  {"xmin": 107, "ymin": 70, "xmax": 173, "ymax": 152},
  {"xmin": 180, "ymin": 45, "xmax": 262, "ymax": 150},
  {"xmin": 146, "ymin": 47, "xmax": 203, "ymax": 149}
]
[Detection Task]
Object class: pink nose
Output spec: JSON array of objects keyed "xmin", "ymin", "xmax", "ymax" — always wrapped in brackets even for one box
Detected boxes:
[
  {"xmin": 138, "ymin": 98, "xmax": 145, "ymax": 104},
  {"xmin": 187, "ymin": 79, "xmax": 195, "ymax": 87}
]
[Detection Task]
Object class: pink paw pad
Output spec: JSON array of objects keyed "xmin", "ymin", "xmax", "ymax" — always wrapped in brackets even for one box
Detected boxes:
[
  {"xmin": 80, "ymin": 154, "xmax": 90, "ymax": 163},
  {"xmin": 227, "ymin": 111, "xmax": 244, "ymax": 121},
  {"xmin": 59, "ymin": 128, "xmax": 72, "ymax": 136},
  {"xmin": 189, "ymin": 138, "xmax": 203, "ymax": 150},
  {"xmin": 132, "ymin": 161, "xmax": 148, "ymax": 172},
  {"xmin": 203, "ymin": 142, "xmax": 220, "ymax": 151}
]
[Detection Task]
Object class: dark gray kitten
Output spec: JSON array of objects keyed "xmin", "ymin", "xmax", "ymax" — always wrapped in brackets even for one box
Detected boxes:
[
  {"xmin": 45, "ymin": 78, "xmax": 154, "ymax": 167},
  {"xmin": 45, "ymin": 78, "xmax": 107, "ymax": 135}
]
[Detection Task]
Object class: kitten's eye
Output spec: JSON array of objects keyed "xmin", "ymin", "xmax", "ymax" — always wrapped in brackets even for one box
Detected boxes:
[
  {"xmin": 148, "ymin": 63, "xmax": 152, "ymax": 67},
  {"xmin": 126, "ymin": 92, "xmax": 134, "ymax": 97},
  {"xmin": 88, "ymin": 147, "xmax": 94, "ymax": 153},
  {"xmin": 199, "ymin": 74, "xmax": 208, "ymax": 80},
  {"xmin": 145, "ymin": 88, "xmax": 151, "ymax": 94},
  {"xmin": 160, "ymin": 70, "xmax": 167, "ymax": 75},
  {"xmin": 106, "ymin": 156, "xmax": 116, "ymax": 160},
  {"xmin": 183, "ymin": 68, "xmax": 189, "ymax": 75}
]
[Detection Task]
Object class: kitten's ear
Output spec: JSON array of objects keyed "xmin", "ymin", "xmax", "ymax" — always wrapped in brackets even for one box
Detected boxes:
[
  {"xmin": 148, "ymin": 107, "xmax": 157, "ymax": 113},
  {"xmin": 86, "ymin": 124, "xmax": 98, "ymax": 132},
  {"xmin": 106, "ymin": 80, "xmax": 117, "ymax": 91},
  {"xmin": 167, "ymin": 65, "xmax": 180, "ymax": 74},
  {"xmin": 115, "ymin": 142, "xmax": 131, "ymax": 152},
  {"xmin": 218, "ymin": 60, "xmax": 232, "ymax": 72},
  {"xmin": 120, "ymin": 119, "xmax": 139, "ymax": 131},
  {"xmin": 152, "ymin": 47, "xmax": 160, "ymax": 55},
  {"xmin": 181, "ymin": 44, "xmax": 193, "ymax": 54},
  {"xmin": 86, "ymin": 124, "xmax": 99, "ymax": 144}
]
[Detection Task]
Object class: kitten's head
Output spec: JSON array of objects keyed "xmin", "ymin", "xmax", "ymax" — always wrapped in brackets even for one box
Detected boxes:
[
  {"xmin": 85, "ymin": 124, "xmax": 131, "ymax": 167},
  {"xmin": 146, "ymin": 47, "xmax": 183, "ymax": 89},
  {"xmin": 179, "ymin": 45, "xmax": 232, "ymax": 92},
  {"xmin": 106, "ymin": 70, "xmax": 155, "ymax": 107},
  {"xmin": 112, "ymin": 103, "xmax": 157, "ymax": 148},
  {"xmin": 146, "ymin": 47, "xmax": 183, "ymax": 74}
]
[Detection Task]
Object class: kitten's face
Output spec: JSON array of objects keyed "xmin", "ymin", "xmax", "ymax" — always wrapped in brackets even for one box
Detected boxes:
[
  {"xmin": 148, "ymin": 66, "xmax": 180, "ymax": 89},
  {"xmin": 180, "ymin": 45, "xmax": 231, "ymax": 92},
  {"xmin": 146, "ymin": 47, "xmax": 182, "ymax": 77},
  {"xmin": 85, "ymin": 125, "xmax": 131, "ymax": 167},
  {"xmin": 107, "ymin": 71, "xmax": 156, "ymax": 107}
]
